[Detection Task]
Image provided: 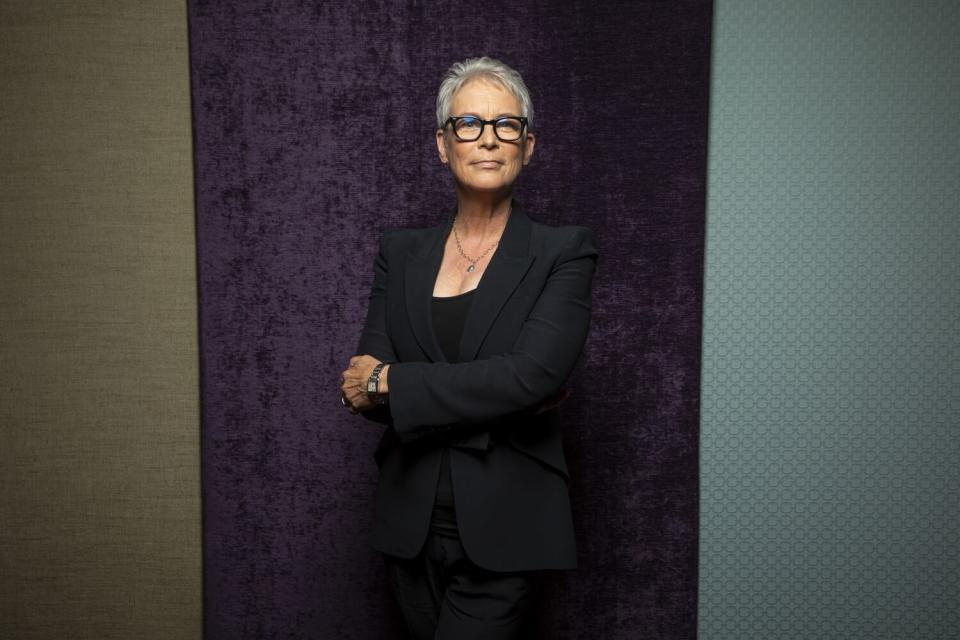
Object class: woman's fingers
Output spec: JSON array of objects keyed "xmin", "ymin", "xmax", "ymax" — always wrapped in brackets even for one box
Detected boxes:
[
  {"xmin": 342, "ymin": 382, "xmax": 377, "ymax": 412},
  {"xmin": 346, "ymin": 395, "xmax": 373, "ymax": 413},
  {"xmin": 340, "ymin": 354, "xmax": 385, "ymax": 415},
  {"xmin": 340, "ymin": 355, "xmax": 381, "ymax": 394}
]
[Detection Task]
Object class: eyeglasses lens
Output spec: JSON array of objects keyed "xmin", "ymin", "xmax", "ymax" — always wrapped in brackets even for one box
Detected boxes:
[{"xmin": 453, "ymin": 117, "xmax": 523, "ymax": 141}]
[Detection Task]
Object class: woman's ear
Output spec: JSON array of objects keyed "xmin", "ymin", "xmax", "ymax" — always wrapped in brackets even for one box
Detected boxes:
[
  {"xmin": 436, "ymin": 129, "xmax": 448, "ymax": 164},
  {"xmin": 522, "ymin": 131, "xmax": 536, "ymax": 165}
]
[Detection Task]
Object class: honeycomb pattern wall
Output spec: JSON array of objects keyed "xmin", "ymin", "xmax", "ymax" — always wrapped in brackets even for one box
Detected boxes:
[{"xmin": 699, "ymin": 2, "xmax": 959, "ymax": 638}]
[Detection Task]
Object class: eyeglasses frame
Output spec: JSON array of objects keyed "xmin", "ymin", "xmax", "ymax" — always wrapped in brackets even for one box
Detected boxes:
[{"xmin": 442, "ymin": 115, "xmax": 530, "ymax": 142}]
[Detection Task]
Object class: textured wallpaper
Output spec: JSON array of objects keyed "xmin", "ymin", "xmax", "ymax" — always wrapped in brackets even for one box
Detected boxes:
[
  {"xmin": 700, "ymin": 2, "xmax": 959, "ymax": 638},
  {"xmin": 0, "ymin": 2, "xmax": 201, "ymax": 639},
  {"xmin": 188, "ymin": 1, "xmax": 710, "ymax": 638}
]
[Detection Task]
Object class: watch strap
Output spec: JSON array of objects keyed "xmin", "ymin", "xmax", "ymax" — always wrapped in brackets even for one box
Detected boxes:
[{"xmin": 366, "ymin": 362, "xmax": 387, "ymax": 395}]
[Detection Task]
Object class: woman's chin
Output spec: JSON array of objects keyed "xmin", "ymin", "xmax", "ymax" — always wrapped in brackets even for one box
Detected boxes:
[{"xmin": 456, "ymin": 178, "xmax": 516, "ymax": 195}]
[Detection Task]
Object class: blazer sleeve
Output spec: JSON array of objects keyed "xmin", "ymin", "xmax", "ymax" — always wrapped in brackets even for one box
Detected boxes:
[
  {"xmin": 386, "ymin": 226, "xmax": 598, "ymax": 443},
  {"xmin": 355, "ymin": 229, "xmax": 398, "ymax": 428}
]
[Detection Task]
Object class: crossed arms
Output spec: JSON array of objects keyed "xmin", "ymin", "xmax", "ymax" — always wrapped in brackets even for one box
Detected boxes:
[{"xmin": 355, "ymin": 226, "xmax": 598, "ymax": 444}]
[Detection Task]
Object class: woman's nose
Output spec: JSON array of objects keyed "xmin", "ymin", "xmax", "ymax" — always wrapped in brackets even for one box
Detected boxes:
[{"xmin": 478, "ymin": 125, "xmax": 499, "ymax": 147}]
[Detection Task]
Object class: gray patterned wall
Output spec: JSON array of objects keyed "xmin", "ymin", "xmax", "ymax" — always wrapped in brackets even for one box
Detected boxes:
[{"xmin": 699, "ymin": 2, "xmax": 959, "ymax": 638}]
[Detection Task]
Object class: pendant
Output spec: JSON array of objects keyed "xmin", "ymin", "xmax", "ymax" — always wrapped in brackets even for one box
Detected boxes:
[{"xmin": 466, "ymin": 264, "xmax": 476, "ymax": 273}]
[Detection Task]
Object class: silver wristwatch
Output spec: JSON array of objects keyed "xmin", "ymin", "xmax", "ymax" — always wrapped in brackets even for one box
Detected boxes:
[{"xmin": 366, "ymin": 362, "xmax": 389, "ymax": 405}]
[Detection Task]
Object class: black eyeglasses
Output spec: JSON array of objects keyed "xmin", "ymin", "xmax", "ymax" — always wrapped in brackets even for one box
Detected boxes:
[{"xmin": 443, "ymin": 116, "xmax": 529, "ymax": 142}]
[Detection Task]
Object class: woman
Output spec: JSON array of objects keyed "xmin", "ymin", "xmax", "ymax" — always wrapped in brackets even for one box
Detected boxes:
[{"xmin": 340, "ymin": 56, "xmax": 598, "ymax": 639}]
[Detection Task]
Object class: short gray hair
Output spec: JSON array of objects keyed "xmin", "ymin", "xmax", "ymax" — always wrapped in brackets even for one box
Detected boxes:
[{"xmin": 435, "ymin": 56, "xmax": 535, "ymax": 132}]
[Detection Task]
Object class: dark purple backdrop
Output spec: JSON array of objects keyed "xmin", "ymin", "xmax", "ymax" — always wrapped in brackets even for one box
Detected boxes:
[{"xmin": 188, "ymin": 1, "xmax": 711, "ymax": 638}]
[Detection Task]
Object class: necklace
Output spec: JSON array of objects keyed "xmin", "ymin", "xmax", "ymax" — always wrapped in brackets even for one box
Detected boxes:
[{"xmin": 452, "ymin": 205, "xmax": 510, "ymax": 273}]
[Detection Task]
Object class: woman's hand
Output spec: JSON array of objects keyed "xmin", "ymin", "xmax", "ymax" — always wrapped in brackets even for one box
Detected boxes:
[{"xmin": 340, "ymin": 355, "xmax": 388, "ymax": 414}]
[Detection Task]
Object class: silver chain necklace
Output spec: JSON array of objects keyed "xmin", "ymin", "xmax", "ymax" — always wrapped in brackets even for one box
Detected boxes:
[{"xmin": 451, "ymin": 205, "xmax": 510, "ymax": 273}]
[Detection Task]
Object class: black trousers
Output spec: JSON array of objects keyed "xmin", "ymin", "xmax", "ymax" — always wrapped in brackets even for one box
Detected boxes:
[{"xmin": 383, "ymin": 448, "xmax": 542, "ymax": 640}]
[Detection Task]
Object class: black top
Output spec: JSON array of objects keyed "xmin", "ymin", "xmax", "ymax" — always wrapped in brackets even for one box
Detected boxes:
[
  {"xmin": 431, "ymin": 288, "xmax": 475, "ymax": 363},
  {"xmin": 429, "ymin": 288, "xmax": 475, "ymax": 534}
]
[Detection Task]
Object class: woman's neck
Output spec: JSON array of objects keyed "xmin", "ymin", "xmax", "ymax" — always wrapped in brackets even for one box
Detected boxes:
[{"xmin": 453, "ymin": 190, "xmax": 512, "ymax": 239}]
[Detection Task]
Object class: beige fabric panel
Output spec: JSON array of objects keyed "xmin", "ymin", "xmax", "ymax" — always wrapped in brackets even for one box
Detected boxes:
[{"xmin": 0, "ymin": 2, "xmax": 201, "ymax": 638}]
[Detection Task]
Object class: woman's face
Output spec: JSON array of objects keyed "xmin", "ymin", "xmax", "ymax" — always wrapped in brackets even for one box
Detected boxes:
[{"xmin": 436, "ymin": 78, "xmax": 535, "ymax": 195}]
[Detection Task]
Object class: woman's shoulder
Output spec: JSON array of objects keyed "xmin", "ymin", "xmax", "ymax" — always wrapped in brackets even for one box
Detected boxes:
[
  {"xmin": 374, "ymin": 222, "xmax": 443, "ymax": 255},
  {"xmin": 528, "ymin": 219, "xmax": 597, "ymax": 253}
]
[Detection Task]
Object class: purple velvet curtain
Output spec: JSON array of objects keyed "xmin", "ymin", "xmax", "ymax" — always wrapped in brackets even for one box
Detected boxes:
[{"xmin": 188, "ymin": 1, "xmax": 711, "ymax": 638}]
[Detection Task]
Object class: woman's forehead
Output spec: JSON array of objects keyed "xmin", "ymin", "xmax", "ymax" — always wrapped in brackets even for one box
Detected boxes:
[{"xmin": 451, "ymin": 78, "xmax": 521, "ymax": 114}]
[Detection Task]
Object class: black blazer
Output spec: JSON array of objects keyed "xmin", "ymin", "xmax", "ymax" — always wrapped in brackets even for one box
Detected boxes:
[{"xmin": 355, "ymin": 198, "xmax": 598, "ymax": 572}]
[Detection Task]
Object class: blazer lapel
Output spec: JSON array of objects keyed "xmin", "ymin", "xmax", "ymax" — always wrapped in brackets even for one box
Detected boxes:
[
  {"xmin": 458, "ymin": 202, "xmax": 534, "ymax": 361},
  {"xmin": 403, "ymin": 199, "xmax": 535, "ymax": 364},
  {"xmin": 404, "ymin": 216, "xmax": 451, "ymax": 363}
]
